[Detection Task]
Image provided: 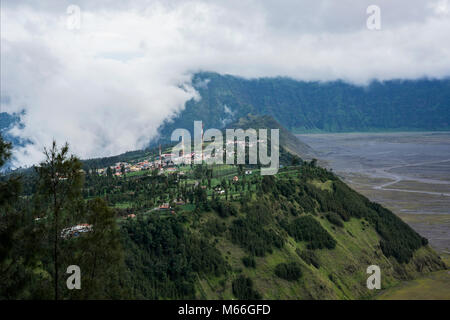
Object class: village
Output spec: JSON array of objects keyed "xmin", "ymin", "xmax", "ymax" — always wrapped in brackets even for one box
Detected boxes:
[
  {"xmin": 62, "ymin": 141, "xmax": 258, "ymax": 235},
  {"xmin": 94, "ymin": 137, "xmax": 261, "ymax": 178},
  {"xmin": 95, "ymin": 146, "xmax": 188, "ymax": 177}
]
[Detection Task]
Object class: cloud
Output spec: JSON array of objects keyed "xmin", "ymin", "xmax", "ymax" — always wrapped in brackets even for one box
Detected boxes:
[{"xmin": 1, "ymin": 1, "xmax": 449, "ymax": 167}]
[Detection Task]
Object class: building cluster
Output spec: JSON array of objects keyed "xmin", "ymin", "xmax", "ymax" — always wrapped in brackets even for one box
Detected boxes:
[
  {"xmin": 97, "ymin": 155, "xmax": 184, "ymax": 177},
  {"xmin": 61, "ymin": 223, "xmax": 93, "ymax": 239},
  {"xmin": 225, "ymin": 139, "xmax": 265, "ymax": 148}
]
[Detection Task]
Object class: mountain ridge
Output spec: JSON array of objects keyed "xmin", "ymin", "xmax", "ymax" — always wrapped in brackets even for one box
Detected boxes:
[{"xmin": 155, "ymin": 73, "xmax": 450, "ymax": 144}]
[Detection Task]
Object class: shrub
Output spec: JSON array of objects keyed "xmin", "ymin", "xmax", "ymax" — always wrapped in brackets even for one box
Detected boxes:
[
  {"xmin": 283, "ymin": 216, "xmax": 336, "ymax": 250},
  {"xmin": 297, "ymin": 249, "xmax": 320, "ymax": 268},
  {"xmin": 211, "ymin": 200, "xmax": 238, "ymax": 218},
  {"xmin": 242, "ymin": 256, "xmax": 256, "ymax": 268},
  {"xmin": 232, "ymin": 275, "xmax": 261, "ymax": 300},
  {"xmin": 325, "ymin": 212, "xmax": 344, "ymax": 227},
  {"xmin": 202, "ymin": 218, "xmax": 227, "ymax": 236},
  {"xmin": 274, "ymin": 262, "xmax": 302, "ymax": 281}
]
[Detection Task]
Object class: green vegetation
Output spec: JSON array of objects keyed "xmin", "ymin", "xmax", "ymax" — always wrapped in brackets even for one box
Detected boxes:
[
  {"xmin": 281, "ymin": 216, "xmax": 336, "ymax": 250},
  {"xmin": 242, "ymin": 256, "xmax": 256, "ymax": 268},
  {"xmin": 156, "ymin": 73, "xmax": 450, "ymax": 145},
  {"xmin": 274, "ymin": 262, "xmax": 302, "ymax": 281},
  {"xmin": 0, "ymin": 132, "xmax": 446, "ymax": 299},
  {"xmin": 232, "ymin": 275, "xmax": 261, "ymax": 300},
  {"xmin": 297, "ymin": 249, "xmax": 320, "ymax": 269},
  {"xmin": 377, "ymin": 270, "xmax": 450, "ymax": 300},
  {"xmin": 326, "ymin": 212, "xmax": 344, "ymax": 227},
  {"xmin": 121, "ymin": 215, "xmax": 228, "ymax": 299},
  {"xmin": 0, "ymin": 136, "xmax": 125, "ymax": 299}
]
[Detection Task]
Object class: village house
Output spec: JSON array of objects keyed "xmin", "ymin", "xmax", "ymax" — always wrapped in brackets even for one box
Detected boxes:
[
  {"xmin": 61, "ymin": 223, "xmax": 93, "ymax": 239},
  {"xmin": 166, "ymin": 167, "xmax": 177, "ymax": 173},
  {"xmin": 159, "ymin": 203, "xmax": 170, "ymax": 210}
]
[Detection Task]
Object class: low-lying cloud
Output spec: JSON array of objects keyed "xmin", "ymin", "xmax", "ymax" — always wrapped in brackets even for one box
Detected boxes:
[{"xmin": 1, "ymin": 0, "xmax": 449, "ymax": 167}]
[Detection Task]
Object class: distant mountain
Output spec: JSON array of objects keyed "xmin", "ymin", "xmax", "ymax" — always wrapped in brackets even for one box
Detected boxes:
[
  {"xmin": 0, "ymin": 112, "xmax": 17, "ymax": 133},
  {"xmin": 0, "ymin": 112, "xmax": 22, "ymax": 158},
  {"xmin": 156, "ymin": 73, "xmax": 450, "ymax": 141}
]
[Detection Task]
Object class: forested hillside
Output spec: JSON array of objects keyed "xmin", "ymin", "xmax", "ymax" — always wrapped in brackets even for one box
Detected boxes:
[
  {"xmin": 119, "ymin": 162, "xmax": 445, "ymax": 299},
  {"xmin": 1, "ymin": 133, "xmax": 446, "ymax": 300},
  {"xmin": 156, "ymin": 73, "xmax": 450, "ymax": 142}
]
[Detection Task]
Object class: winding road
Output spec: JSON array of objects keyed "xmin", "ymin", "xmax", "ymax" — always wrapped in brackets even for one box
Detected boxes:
[{"xmin": 345, "ymin": 159, "xmax": 450, "ymax": 197}]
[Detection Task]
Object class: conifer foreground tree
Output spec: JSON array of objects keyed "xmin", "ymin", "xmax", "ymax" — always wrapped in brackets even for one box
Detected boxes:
[
  {"xmin": 31, "ymin": 141, "xmax": 127, "ymax": 300},
  {"xmin": 34, "ymin": 141, "xmax": 84, "ymax": 300},
  {"xmin": 0, "ymin": 135, "xmax": 26, "ymax": 299}
]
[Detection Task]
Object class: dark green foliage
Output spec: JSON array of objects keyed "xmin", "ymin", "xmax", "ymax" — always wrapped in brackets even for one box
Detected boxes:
[
  {"xmin": 232, "ymin": 275, "xmax": 261, "ymax": 300},
  {"xmin": 230, "ymin": 218, "xmax": 284, "ymax": 256},
  {"xmin": 283, "ymin": 216, "xmax": 336, "ymax": 250},
  {"xmin": 0, "ymin": 135, "xmax": 33, "ymax": 299},
  {"xmin": 1, "ymin": 124, "xmax": 438, "ymax": 300},
  {"xmin": 211, "ymin": 199, "xmax": 238, "ymax": 218},
  {"xmin": 326, "ymin": 212, "xmax": 344, "ymax": 227},
  {"xmin": 34, "ymin": 141, "xmax": 85, "ymax": 300},
  {"xmin": 274, "ymin": 262, "xmax": 302, "ymax": 281},
  {"xmin": 332, "ymin": 181, "xmax": 425, "ymax": 263},
  {"xmin": 295, "ymin": 172, "xmax": 426, "ymax": 263},
  {"xmin": 242, "ymin": 256, "xmax": 256, "ymax": 268},
  {"xmin": 121, "ymin": 216, "xmax": 228, "ymax": 299},
  {"xmin": 370, "ymin": 203, "xmax": 426, "ymax": 263},
  {"xmin": 1, "ymin": 138, "xmax": 128, "ymax": 299},
  {"xmin": 297, "ymin": 249, "xmax": 320, "ymax": 269},
  {"xmin": 67, "ymin": 198, "xmax": 128, "ymax": 299},
  {"xmin": 202, "ymin": 218, "xmax": 227, "ymax": 236},
  {"xmin": 229, "ymin": 200, "xmax": 284, "ymax": 256},
  {"xmin": 157, "ymin": 73, "xmax": 450, "ymax": 143},
  {"xmin": 261, "ymin": 175, "xmax": 276, "ymax": 194},
  {"xmin": 188, "ymin": 237, "xmax": 228, "ymax": 276},
  {"xmin": 0, "ymin": 138, "xmax": 21, "ymax": 207}
]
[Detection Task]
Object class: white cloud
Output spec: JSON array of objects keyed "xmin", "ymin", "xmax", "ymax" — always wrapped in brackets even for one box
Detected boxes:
[{"xmin": 1, "ymin": 0, "xmax": 449, "ymax": 167}]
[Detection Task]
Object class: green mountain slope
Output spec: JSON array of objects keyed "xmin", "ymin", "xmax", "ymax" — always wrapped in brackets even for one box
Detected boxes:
[
  {"xmin": 120, "ymin": 164, "xmax": 446, "ymax": 300},
  {"xmin": 9, "ymin": 135, "xmax": 445, "ymax": 299},
  {"xmin": 156, "ymin": 73, "xmax": 450, "ymax": 142}
]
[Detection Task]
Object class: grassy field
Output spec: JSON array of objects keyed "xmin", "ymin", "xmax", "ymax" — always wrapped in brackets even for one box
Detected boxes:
[
  {"xmin": 376, "ymin": 253, "xmax": 450, "ymax": 300},
  {"xmin": 376, "ymin": 269, "xmax": 450, "ymax": 300}
]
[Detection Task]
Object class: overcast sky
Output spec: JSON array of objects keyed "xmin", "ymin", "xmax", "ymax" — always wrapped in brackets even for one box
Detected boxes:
[{"xmin": 1, "ymin": 0, "xmax": 450, "ymax": 166}]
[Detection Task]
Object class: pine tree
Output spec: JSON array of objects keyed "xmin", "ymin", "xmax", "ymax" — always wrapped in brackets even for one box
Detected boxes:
[
  {"xmin": 35, "ymin": 141, "xmax": 84, "ymax": 300},
  {"xmin": 0, "ymin": 135, "xmax": 26, "ymax": 299}
]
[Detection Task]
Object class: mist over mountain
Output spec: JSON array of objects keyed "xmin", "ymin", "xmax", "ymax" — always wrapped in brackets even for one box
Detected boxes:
[
  {"xmin": 156, "ymin": 73, "xmax": 450, "ymax": 142},
  {"xmin": 3, "ymin": 73, "xmax": 449, "ymax": 164}
]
